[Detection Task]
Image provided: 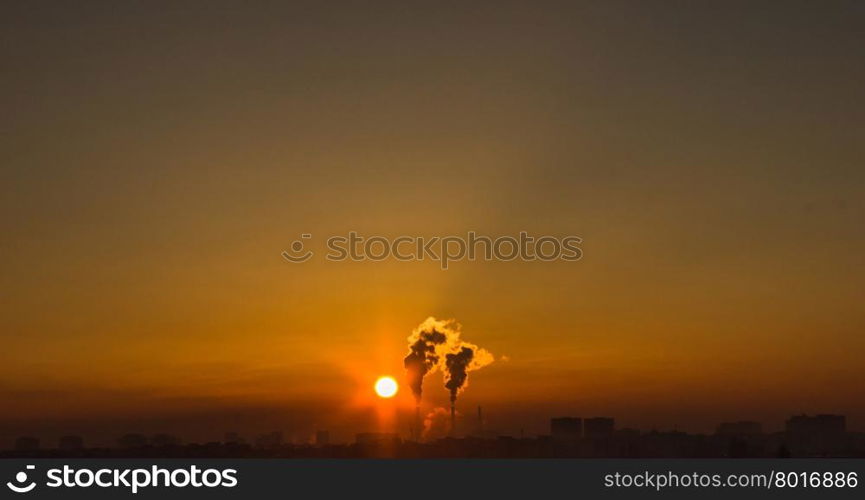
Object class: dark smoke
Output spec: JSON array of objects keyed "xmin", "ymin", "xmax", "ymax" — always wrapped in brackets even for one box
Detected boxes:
[
  {"xmin": 444, "ymin": 346, "xmax": 474, "ymax": 403},
  {"xmin": 403, "ymin": 328, "xmax": 446, "ymax": 403},
  {"xmin": 404, "ymin": 317, "xmax": 494, "ymax": 414}
]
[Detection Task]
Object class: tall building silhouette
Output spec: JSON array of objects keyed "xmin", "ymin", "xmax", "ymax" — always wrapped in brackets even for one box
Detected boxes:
[{"xmin": 786, "ymin": 414, "xmax": 847, "ymax": 455}]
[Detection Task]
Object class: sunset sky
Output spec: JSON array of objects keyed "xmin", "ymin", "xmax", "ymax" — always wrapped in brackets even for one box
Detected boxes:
[{"xmin": 2, "ymin": 1, "xmax": 864, "ymax": 445}]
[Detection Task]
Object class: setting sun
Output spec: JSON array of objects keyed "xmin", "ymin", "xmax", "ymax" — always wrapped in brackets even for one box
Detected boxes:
[{"xmin": 374, "ymin": 376, "xmax": 398, "ymax": 398}]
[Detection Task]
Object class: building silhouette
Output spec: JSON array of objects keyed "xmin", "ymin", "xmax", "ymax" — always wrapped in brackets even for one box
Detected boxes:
[
  {"xmin": 117, "ymin": 433, "xmax": 148, "ymax": 449},
  {"xmin": 355, "ymin": 433, "xmax": 400, "ymax": 446},
  {"xmin": 584, "ymin": 417, "xmax": 615, "ymax": 439},
  {"xmin": 3, "ymin": 413, "xmax": 862, "ymax": 458},
  {"xmin": 716, "ymin": 421, "xmax": 762, "ymax": 437},
  {"xmin": 550, "ymin": 417, "xmax": 582, "ymax": 440},
  {"xmin": 14, "ymin": 437, "xmax": 40, "ymax": 452},
  {"xmin": 255, "ymin": 431, "xmax": 283, "ymax": 450},
  {"xmin": 786, "ymin": 414, "xmax": 846, "ymax": 455},
  {"xmin": 150, "ymin": 434, "xmax": 181, "ymax": 447},
  {"xmin": 786, "ymin": 414, "xmax": 845, "ymax": 434},
  {"xmin": 224, "ymin": 431, "xmax": 245, "ymax": 445},
  {"xmin": 58, "ymin": 435, "xmax": 84, "ymax": 451}
]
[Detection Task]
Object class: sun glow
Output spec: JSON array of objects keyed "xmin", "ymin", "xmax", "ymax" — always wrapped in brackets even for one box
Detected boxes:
[{"xmin": 374, "ymin": 376, "xmax": 398, "ymax": 398}]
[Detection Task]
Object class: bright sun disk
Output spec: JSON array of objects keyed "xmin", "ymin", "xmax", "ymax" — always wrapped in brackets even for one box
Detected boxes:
[{"xmin": 374, "ymin": 376, "xmax": 398, "ymax": 398}]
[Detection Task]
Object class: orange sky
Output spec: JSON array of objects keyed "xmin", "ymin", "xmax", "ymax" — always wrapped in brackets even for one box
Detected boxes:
[{"xmin": 1, "ymin": 2, "xmax": 864, "ymax": 443}]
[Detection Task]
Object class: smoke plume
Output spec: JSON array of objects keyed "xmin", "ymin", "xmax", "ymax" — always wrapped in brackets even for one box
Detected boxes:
[
  {"xmin": 403, "ymin": 322, "xmax": 447, "ymax": 403},
  {"xmin": 422, "ymin": 407, "xmax": 453, "ymax": 441},
  {"xmin": 444, "ymin": 347, "xmax": 474, "ymax": 403},
  {"xmin": 403, "ymin": 317, "xmax": 494, "ymax": 406}
]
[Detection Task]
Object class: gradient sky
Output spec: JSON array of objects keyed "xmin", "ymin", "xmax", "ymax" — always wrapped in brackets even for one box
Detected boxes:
[{"xmin": 2, "ymin": 1, "xmax": 864, "ymax": 444}]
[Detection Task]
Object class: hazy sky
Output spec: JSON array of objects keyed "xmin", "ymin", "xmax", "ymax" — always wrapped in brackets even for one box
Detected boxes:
[{"xmin": 2, "ymin": 1, "xmax": 864, "ymax": 444}]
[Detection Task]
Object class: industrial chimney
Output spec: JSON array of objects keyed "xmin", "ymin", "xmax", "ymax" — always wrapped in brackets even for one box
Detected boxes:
[{"xmin": 450, "ymin": 404, "xmax": 456, "ymax": 436}]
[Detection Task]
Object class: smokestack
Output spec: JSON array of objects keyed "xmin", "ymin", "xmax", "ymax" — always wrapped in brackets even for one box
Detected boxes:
[
  {"xmin": 478, "ymin": 406, "xmax": 483, "ymax": 435},
  {"xmin": 405, "ymin": 316, "xmax": 495, "ymax": 438},
  {"xmin": 450, "ymin": 404, "xmax": 456, "ymax": 436},
  {"xmin": 415, "ymin": 406, "xmax": 421, "ymax": 441}
]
